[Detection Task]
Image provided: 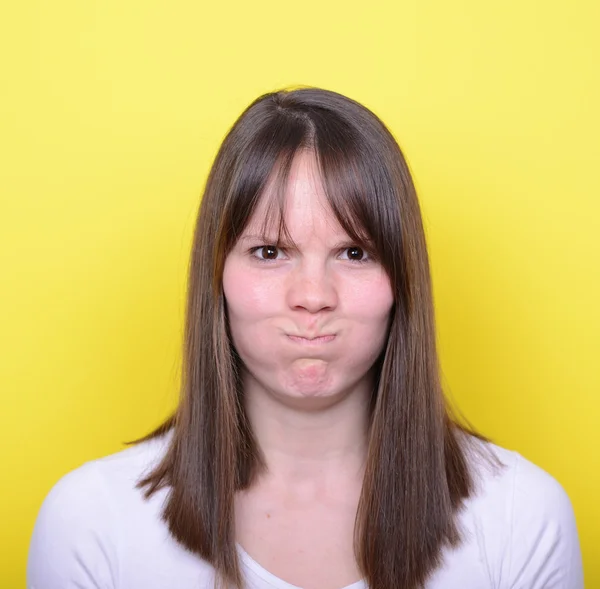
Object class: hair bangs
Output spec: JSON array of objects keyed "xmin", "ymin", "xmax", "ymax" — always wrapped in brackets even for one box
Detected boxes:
[
  {"xmin": 228, "ymin": 146, "xmax": 398, "ymax": 271},
  {"xmin": 217, "ymin": 120, "xmax": 310, "ymax": 263},
  {"xmin": 310, "ymin": 114, "xmax": 404, "ymax": 289}
]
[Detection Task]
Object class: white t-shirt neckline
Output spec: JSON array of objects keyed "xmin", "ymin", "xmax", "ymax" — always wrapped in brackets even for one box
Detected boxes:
[{"xmin": 236, "ymin": 543, "xmax": 367, "ymax": 589}]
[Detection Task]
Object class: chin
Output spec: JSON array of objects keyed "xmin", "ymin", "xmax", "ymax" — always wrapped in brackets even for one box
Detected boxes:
[
  {"xmin": 276, "ymin": 374, "xmax": 362, "ymax": 408},
  {"xmin": 274, "ymin": 390, "xmax": 348, "ymax": 412}
]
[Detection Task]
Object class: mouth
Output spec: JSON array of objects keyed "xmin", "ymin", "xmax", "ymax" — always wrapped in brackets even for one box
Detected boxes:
[{"xmin": 287, "ymin": 334, "xmax": 336, "ymax": 344}]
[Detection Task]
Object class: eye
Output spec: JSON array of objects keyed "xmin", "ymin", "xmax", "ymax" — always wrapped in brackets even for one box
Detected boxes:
[
  {"xmin": 251, "ymin": 245, "xmax": 285, "ymax": 261},
  {"xmin": 339, "ymin": 246, "xmax": 370, "ymax": 263}
]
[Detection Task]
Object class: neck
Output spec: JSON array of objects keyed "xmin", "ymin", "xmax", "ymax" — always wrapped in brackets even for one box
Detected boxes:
[{"xmin": 242, "ymin": 372, "xmax": 372, "ymax": 486}]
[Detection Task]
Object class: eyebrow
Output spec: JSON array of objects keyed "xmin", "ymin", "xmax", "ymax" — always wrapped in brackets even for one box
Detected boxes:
[
  {"xmin": 237, "ymin": 234, "xmax": 374, "ymax": 249},
  {"xmin": 238, "ymin": 234, "xmax": 278, "ymax": 242},
  {"xmin": 237, "ymin": 234, "xmax": 286, "ymax": 246}
]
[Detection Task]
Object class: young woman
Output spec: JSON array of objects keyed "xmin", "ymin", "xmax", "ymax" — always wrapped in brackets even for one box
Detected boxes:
[{"xmin": 27, "ymin": 87, "xmax": 584, "ymax": 589}]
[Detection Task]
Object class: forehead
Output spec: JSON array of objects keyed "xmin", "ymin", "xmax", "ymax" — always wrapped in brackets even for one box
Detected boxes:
[{"xmin": 244, "ymin": 150, "xmax": 342, "ymax": 236}]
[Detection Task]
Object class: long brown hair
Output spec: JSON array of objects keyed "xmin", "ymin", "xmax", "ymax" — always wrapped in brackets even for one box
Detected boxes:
[{"xmin": 134, "ymin": 86, "xmax": 502, "ymax": 589}]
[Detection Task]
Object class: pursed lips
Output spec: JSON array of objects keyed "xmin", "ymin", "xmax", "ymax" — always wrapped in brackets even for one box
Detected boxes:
[{"xmin": 287, "ymin": 334, "xmax": 336, "ymax": 344}]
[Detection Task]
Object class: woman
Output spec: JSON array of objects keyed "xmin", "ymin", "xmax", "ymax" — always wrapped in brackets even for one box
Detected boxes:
[{"xmin": 27, "ymin": 87, "xmax": 583, "ymax": 589}]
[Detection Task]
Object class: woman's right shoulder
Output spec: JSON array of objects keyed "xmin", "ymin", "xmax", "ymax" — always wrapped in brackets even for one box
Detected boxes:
[
  {"xmin": 27, "ymin": 432, "xmax": 174, "ymax": 589},
  {"xmin": 50, "ymin": 431, "xmax": 172, "ymax": 503},
  {"xmin": 93, "ymin": 430, "xmax": 174, "ymax": 489}
]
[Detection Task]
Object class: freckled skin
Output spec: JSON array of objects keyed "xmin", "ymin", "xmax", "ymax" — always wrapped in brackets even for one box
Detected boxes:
[{"xmin": 222, "ymin": 150, "xmax": 394, "ymax": 407}]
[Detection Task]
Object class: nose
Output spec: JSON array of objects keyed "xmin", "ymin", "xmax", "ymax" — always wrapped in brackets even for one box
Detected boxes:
[{"xmin": 285, "ymin": 259, "xmax": 338, "ymax": 314}]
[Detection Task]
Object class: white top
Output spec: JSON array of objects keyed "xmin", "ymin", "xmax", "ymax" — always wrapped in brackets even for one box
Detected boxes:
[{"xmin": 27, "ymin": 433, "xmax": 584, "ymax": 589}]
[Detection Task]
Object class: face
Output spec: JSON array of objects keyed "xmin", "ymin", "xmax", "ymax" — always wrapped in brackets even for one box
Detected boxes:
[{"xmin": 222, "ymin": 150, "xmax": 394, "ymax": 406}]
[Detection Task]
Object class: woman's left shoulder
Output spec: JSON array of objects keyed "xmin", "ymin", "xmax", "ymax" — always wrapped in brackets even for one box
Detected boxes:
[
  {"xmin": 467, "ymin": 438, "xmax": 574, "ymax": 519},
  {"xmin": 462, "ymin": 437, "xmax": 584, "ymax": 588}
]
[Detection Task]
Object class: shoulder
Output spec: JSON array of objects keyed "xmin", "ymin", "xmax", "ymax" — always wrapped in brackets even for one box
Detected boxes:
[
  {"xmin": 461, "ymin": 436, "xmax": 584, "ymax": 588},
  {"xmin": 27, "ymin": 433, "xmax": 172, "ymax": 589},
  {"xmin": 468, "ymin": 437, "xmax": 577, "ymax": 529},
  {"xmin": 90, "ymin": 431, "xmax": 172, "ymax": 492},
  {"xmin": 33, "ymin": 431, "xmax": 171, "ymax": 518}
]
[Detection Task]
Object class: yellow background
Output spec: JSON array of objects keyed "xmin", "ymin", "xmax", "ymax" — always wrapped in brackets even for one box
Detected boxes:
[{"xmin": 1, "ymin": 0, "xmax": 598, "ymax": 586}]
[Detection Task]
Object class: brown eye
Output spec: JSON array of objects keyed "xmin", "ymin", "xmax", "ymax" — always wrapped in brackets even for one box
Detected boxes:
[
  {"xmin": 343, "ymin": 246, "xmax": 369, "ymax": 262},
  {"xmin": 255, "ymin": 245, "xmax": 281, "ymax": 260},
  {"xmin": 348, "ymin": 247, "xmax": 364, "ymax": 260}
]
